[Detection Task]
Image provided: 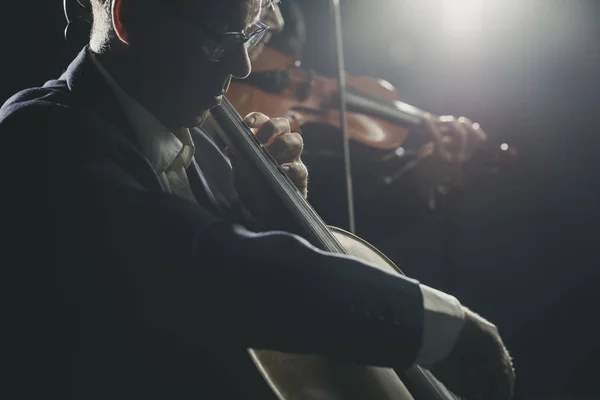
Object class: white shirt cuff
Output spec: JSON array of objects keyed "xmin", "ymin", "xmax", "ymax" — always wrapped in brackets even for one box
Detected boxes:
[{"xmin": 416, "ymin": 284, "xmax": 466, "ymax": 367}]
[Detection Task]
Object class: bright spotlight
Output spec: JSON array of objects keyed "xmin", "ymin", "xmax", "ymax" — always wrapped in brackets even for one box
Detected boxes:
[{"xmin": 440, "ymin": 0, "xmax": 484, "ymax": 36}]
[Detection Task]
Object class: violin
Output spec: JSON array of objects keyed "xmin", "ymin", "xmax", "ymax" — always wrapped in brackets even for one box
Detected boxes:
[
  {"xmin": 226, "ymin": 46, "xmax": 517, "ymax": 178},
  {"xmin": 207, "ymin": 97, "xmax": 461, "ymax": 400}
]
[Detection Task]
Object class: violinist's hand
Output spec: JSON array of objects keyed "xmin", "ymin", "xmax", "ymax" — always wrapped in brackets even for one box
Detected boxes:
[
  {"xmin": 429, "ymin": 307, "xmax": 516, "ymax": 400},
  {"xmin": 412, "ymin": 114, "xmax": 488, "ymax": 203},
  {"xmin": 422, "ymin": 114, "xmax": 488, "ymax": 164}
]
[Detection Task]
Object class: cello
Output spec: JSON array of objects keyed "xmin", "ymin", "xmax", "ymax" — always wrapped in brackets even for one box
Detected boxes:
[{"xmin": 207, "ymin": 98, "xmax": 461, "ymax": 400}]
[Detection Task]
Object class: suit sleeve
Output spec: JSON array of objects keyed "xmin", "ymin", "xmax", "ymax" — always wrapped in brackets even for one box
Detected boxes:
[
  {"xmin": 78, "ymin": 181, "xmax": 425, "ymax": 369},
  {"xmin": 1, "ymin": 101, "xmax": 425, "ymax": 371}
]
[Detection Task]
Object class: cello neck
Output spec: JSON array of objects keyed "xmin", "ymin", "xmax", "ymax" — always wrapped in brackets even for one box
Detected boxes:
[{"xmin": 208, "ymin": 97, "xmax": 348, "ymax": 254}]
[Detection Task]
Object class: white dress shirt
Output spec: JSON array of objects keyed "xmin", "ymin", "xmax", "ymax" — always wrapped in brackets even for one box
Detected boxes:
[{"xmin": 90, "ymin": 51, "xmax": 465, "ymax": 368}]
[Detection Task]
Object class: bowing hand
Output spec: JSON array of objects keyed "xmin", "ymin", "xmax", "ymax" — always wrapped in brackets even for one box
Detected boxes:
[
  {"xmin": 422, "ymin": 114, "xmax": 488, "ymax": 164},
  {"xmin": 243, "ymin": 112, "xmax": 308, "ymax": 198},
  {"xmin": 411, "ymin": 114, "xmax": 488, "ymax": 202}
]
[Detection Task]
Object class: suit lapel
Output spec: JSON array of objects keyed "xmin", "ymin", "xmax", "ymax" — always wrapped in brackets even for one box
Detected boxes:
[
  {"xmin": 187, "ymin": 128, "xmax": 260, "ymax": 227},
  {"xmin": 187, "ymin": 127, "xmax": 237, "ymax": 214},
  {"xmin": 185, "ymin": 159, "xmax": 229, "ymax": 215},
  {"xmin": 60, "ymin": 47, "xmax": 165, "ymax": 193}
]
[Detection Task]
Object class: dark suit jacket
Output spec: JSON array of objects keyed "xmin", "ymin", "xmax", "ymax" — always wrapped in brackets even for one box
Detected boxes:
[{"xmin": 0, "ymin": 47, "xmax": 424, "ymax": 399}]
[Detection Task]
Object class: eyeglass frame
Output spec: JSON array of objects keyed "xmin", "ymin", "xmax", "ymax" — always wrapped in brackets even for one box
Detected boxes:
[{"xmin": 167, "ymin": 8, "xmax": 270, "ymax": 62}]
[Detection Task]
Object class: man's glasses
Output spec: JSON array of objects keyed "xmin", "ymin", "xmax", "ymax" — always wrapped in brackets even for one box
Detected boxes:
[
  {"xmin": 172, "ymin": 10, "xmax": 270, "ymax": 62},
  {"xmin": 201, "ymin": 21, "xmax": 269, "ymax": 62}
]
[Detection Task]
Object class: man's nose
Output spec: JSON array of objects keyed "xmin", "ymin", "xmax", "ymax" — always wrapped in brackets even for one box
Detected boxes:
[{"xmin": 227, "ymin": 46, "xmax": 252, "ymax": 80}]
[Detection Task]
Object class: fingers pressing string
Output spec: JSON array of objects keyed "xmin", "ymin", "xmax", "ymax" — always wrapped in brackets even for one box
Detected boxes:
[{"xmin": 244, "ymin": 113, "xmax": 292, "ymax": 145}]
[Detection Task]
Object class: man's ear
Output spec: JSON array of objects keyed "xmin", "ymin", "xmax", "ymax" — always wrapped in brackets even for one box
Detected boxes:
[{"xmin": 111, "ymin": 0, "xmax": 130, "ymax": 44}]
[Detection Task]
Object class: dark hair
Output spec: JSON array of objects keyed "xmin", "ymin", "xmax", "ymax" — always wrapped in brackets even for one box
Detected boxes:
[{"xmin": 267, "ymin": 0, "xmax": 306, "ymax": 59}]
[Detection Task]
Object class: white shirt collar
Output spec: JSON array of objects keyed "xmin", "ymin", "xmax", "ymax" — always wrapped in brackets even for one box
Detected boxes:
[{"xmin": 89, "ymin": 51, "xmax": 195, "ymax": 173}]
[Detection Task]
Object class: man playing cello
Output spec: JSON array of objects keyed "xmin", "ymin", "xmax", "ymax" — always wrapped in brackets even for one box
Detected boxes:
[{"xmin": 0, "ymin": 0, "xmax": 513, "ymax": 399}]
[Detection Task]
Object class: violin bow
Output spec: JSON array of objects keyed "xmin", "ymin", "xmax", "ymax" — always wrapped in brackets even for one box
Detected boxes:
[
  {"xmin": 327, "ymin": 4, "xmax": 462, "ymax": 400},
  {"xmin": 329, "ymin": 0, "xmax": 357, "ymax": 234}
]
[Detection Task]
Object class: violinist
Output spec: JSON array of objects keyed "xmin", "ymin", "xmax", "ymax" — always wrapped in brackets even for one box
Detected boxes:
[
  {"xmin": 240, "ymin": 0, "xmax": 488, "ymax": 225},
  {"xmin": 0, "ymin": 0, "xmax": 513, "ymax": 399}
]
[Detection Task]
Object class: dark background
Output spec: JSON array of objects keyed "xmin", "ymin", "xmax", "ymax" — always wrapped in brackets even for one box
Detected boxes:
[{"xmin": 1, "ymin": 0, "xmax": 599, "ymax": 398}]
